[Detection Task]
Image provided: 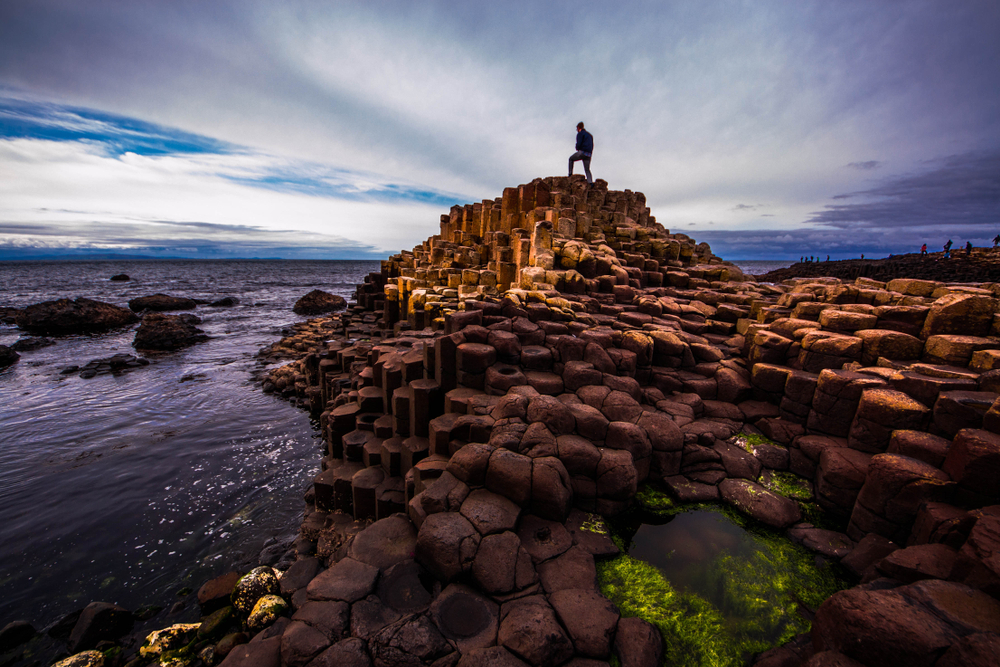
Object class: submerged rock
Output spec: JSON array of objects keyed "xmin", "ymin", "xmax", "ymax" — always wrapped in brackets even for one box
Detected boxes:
[
  {"xmin": 210, "ymin": 296, "xmax": 240, "ymax": 307},
  {"xmin": 0, "ymin": 345, "xmax": 19, "ymax": 369},
  {"xmin": 293, "ymin": 290, "xmax": 347, "ymax": 315},
  {"xmin": 67, "ymin": 601, "xmax": 133, "ymax": 653},
  {"xmin": 15, "ymin": 297, "xmax": 138, "ymax": 335},
  {"xmin": 11, "ymin": 336, "xmax": 56, "ymax": 351},
  {"xmin": 133, "ymin": 313, "xmax": 209, "ymax": 351},
  {"xmin": 128, "ymin": 293, "xmax": 197, "ymax": 312},
  {"xmin": 109, "ymin": 273, "xmax": 130, "ymax": 281}
]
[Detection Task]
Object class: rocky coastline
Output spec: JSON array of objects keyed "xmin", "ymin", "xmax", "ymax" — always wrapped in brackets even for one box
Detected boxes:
[{"xmin": 4, "ymin": 175, "xmax": 1000, "ymax": 667}]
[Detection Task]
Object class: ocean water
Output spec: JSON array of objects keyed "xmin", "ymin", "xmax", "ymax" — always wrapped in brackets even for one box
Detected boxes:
[
  {"xmin": 0, "ymin": 259, "xmax": 379, "ymax": 631},
  {"xmin": 729, "ymin": 259, "xmax": 794, "ymax": 276}
]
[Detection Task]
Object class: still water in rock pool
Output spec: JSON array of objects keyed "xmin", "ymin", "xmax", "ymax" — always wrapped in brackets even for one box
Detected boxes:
[
  {"xmin": 0, "ymin": 259, "xmax": 379, "ymax": 631},
  {"xmin": 598, "ymin": 502, "xmax": 847, "ymax": 667}
]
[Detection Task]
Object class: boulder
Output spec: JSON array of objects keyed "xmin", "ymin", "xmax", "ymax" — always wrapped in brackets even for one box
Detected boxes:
[
  {"xmin": 198, "ymin": 571, "xmax": 242, "ymax": 612},
  {"xmin": 921, "ymin": 293, "xmax": 999, "ymax": 339},
  {"xmin": 67, "ymin": 601, "xmax": 134, "ymax": 653},
  {"xmin": 0, "ymin": 345, "xmax": 19, "ymax": 369},
  {"xmin": 293, "ymin": 290, "xmax": 347, "ymax": 315},
  {"xmin": 305, "ymin": 558, "xmax": 378, "ymax": 603},
  {"xmin": 347, "ymin": 515, "xmax": 417, "ymax": 571},
  {"xmin": 16, "ymin": 297, "xmax": 138, "ymax": 335},
  {"xmin": 127, "ymin": 293, "xmax": 197, "ymax": 312},
  {"xmin": 369, "ymin": 614, "xmax": 452, "ymax": 667},
  {"xmin": 718, "ymin": 479, "xmax": 801, "ymax": 528},
  {"xmin": 133, "ymin": 312, "xmax": 209, "ymax": 350}
]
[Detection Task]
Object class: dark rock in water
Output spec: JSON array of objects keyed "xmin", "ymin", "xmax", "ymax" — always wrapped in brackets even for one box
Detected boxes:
[
  {"xmin": 0, "ymin": 306, "xmax": 20, "ymax": 324},
  {"xmin": 133, "ymin": 313, "xmax": 209, "ymax": 351},
  {"xmin": 0, "ymin": 620, "xmax": 36, "ymax": 652},
  {"xmin": 12, "ymin": 336, "xmax": 56, "ymax": 352},
  {"xmin": 110, "ymin": 273, "xmax": 130, "ymax": 281},
  {"xmin": 210, "ymin": 296, "xmax": 240, "ymax": 307},
  {"xmin": 0, "ymin": 345, "xmax": 19, "ymax": 369},
  {"xmin": 67, "ymin": 601, "xmax": 134, "ymax": 652},
  {"xmin": 76, "ymin": 353, "xmax": 149, "ymax": 378},
  {"xmin": 199, "ymin": 572, "xmax": 242, "ymax": 613},
  {"xmin": 128, "ymin": 293, "xmax": 197, "ymax": 313},
  {"xmin": 47, "ymin": 609, "xmax": 83, "ymax": 641},
  {"xmin": 15, "ymin": 297, "xmax": 138, "ymax": 335},
  {"xmin": 293, "ymin": 290, "xmax": 347, "ymax": 316}
]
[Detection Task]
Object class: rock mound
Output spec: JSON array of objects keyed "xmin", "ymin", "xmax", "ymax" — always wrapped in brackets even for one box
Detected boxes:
[
  {"xmin": 293, "ymin": 290, "xmax": 347, "ymax": 315},
  {"xmin": 0, "ymin": 345, "xmax": 19, "ymax": 369},
  {"xmin": 15, "ymin": 297, "xmax": 138, "ymax": 335},
  {"xmin": 133, "ymin": 313, "xmax": 209, "ymax": 351},
  {"xmin": 128, "ymin": 293, "xmax": 197, "ymax": 312}
]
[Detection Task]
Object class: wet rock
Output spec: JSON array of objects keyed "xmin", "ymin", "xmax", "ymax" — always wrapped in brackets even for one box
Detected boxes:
[
  {"xmin": 232, "ymin": 566, "xmax": 280, "ymax": 615},
  {"xmin": 430, "ymin": 584, "xmax": 501, "ymax": 653},
  {"xmin": 214, "ymin": 631, "xmax": 249, "ymax": 661},
  {"xmin": 210, "ymin": 296, "xmax": 240, "ymax": 307},
  {"xmin": 841, "ymin": 534, "xmax": 900, "ymax": 578},
  {"xmin": 128, "ymin": 293, "xmax": 197, "ymax": 312},
  {"xmin": 248, "ymin": 594, "xmax": 288, "ymax": 632},
  {"xmin": 0, "ymin": 344, "xmax": 17, "ymax": 369},
  {"xmin": 68, "ymin": 601, "xmax": 134, "ymax": 653},
  {"xmin": 280, "ymin": 558, "xmax": 322, "ymax": 598},
  {"xmin": 16, "ymin": 297, "xmax": 138, "ymax": 335},
  {"xmin": 875, "ymin": 543, "xmax": 959, "ymax": 583},
  {"xmin": 786, "ymin": 525, "xmax": 854, "ymax": 559},
  {"xmin": 613, "ymin": 617, "xmax": 662, "ymax": 667},
  {"xmin": 199, "ymin": 571, "xmax": 242, "ymax": 613},
  {"xmin": 198, "ymin": 606, "xmax": 235, "ymax": 639},
  {"xmin": 293, "ymin": 290, "xmax": 347, "ymax": 315},
  {"xmin": 0, "ymin": 620, "xmax": 35, "ymax": 652},
  {"xmin": 140, "ymin": 622, "xmax": 200, "ymax": 660},
  {"xmin": 498, "ymin": 595, "xmax": 574, "ymax": 667},
  {"xmin": 133, "ymin": 312, "xmax": 209, "ymax": 350},
  {"xmin": 11, "ymin": 336, "xmax": 55, "ymax": 351},
  {"xmin": 110, "ymin": 273, "xmax": 129, "ymax": 281},
  {"xmin": 719, "ymin": 478, "xmax": 801, "ymax": 528},
  {"xmin": 51, "ymin": 651, "xmax": 106, "ymax": 667}
]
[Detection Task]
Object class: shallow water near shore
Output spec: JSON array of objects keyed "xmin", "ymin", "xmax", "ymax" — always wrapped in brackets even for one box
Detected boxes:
[{"xmin": 0, "ymin": 259, "xmax": 378, "ymax": 629}]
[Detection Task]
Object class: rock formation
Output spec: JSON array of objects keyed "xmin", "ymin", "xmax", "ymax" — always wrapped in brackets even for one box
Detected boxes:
[
  {"xmin": 51, "ymin": 176, "xmax": 999, "ymax": 667},
  {"xmin": 133, "ymin": 313, "xmax": 209, "ymax": 351},
  {"xmin": 14, "ymin": 297, "xmax": 138, "ymax": 335},
  {"xmin": 294, "ymin": 290, "xmax": 348, "ymax": 316}
]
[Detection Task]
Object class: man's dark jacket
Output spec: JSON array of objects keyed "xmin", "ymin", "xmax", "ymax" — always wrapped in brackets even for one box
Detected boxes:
[{"xmin": 576, "ymin": 129, "xmax": 594, "ymax": 155}]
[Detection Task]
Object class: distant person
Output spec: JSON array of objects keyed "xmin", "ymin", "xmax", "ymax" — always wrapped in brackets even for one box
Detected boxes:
[
  {"xmin": 966, "ymin": 241, "xmax": 973, "ymax": 255},
  {"xmin": 920, "ymin": 243, "xmax": 927, "ymax": 255},
  {"xmin": 826, "ymin": 255, "xmax": 830, "ymax": 261},
  {"xmin": 944, "ymin": 239, "xmax": 953, "ymax": 258},
  {"xmin": 993, "ymin": 234, "xmax": 999, "ymax": 247},
  {"xmin": 569, "ymin": 122, "xmax": 594, "ymax": 185},
  {"xmin": 861, "ymin": 253, "xmax": 864, "ymax": 260}
]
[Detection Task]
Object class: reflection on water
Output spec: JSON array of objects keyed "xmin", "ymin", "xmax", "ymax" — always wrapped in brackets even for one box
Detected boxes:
[{"xmin": 0, "ymin": 260, "xmax": 378, "ymax": 629}]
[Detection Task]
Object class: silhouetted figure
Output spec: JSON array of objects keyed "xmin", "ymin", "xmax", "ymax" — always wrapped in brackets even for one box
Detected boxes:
[
  {"xmin": 826, "ymin": 255, "xmax": 830, "ymax": 261},
  {"xmin": 861, "ymin": 253, "xmax": 864, "ymax": 260},
  {"xmin": 569, "ymin": 122, "xmax": 593, "ymax": 185},
  {"xmin": 944, "ymin": 239, "xmax": 953, "ymax": 258},
  {"xmin": 994, "ymin": 234, "xmax": 999, "ymax": 247},
  {"xmin": 966, "ymin": 241, "xmax": 973, "ymax": 255},
  {"xmin": 920, "ymin": 244, "xmax": 927, "ymax": 255}
]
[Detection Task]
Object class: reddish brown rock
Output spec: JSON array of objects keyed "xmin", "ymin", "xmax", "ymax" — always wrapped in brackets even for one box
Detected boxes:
[
  {"xmin": 414, "ymin": 512, "xmax": 481, "ymax": 582},
  {"xmin": 719, "ymin": 479, "xmax": 801, "ymax": 528},
  {"xmin": 498, "ymin": 595, "xmax": 574, "ymax": 667},
  {"xmin": 875, "ymin": 543, "xmax": 959, "ymax": 583},
  {"xmin": 613, "ymin": 617, "xmax": 662, "ymax": 667},
  {"xmin": 848, "ymin": 389, "xmax": 930, "ymax": 453},
  {"xmin": 16, "ymin": 297, "xmax": 138, "ymax": 335},
  {"xmin": 942, "ymin": 428, "xmax": 1000, "ymax": 504},
  {"xmin": 549, "ymin": 588, "xmax": 619, "ymax": 659}
]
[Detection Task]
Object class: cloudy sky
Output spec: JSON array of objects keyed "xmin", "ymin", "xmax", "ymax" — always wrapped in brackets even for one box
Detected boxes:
[{"xmin": 1, "ymin": 1, "xmax": 998, "ymax": 261}]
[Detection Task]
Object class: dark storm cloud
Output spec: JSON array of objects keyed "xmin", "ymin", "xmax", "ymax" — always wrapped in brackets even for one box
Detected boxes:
[{"xmin": 809, "ymin": 150, "xmax": 1000, "ymax": 230}]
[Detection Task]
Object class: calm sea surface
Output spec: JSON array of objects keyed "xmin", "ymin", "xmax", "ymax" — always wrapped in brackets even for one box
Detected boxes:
[{"xmin": 0, "ymin": 259, "xmax": 379, "ymax": 630}]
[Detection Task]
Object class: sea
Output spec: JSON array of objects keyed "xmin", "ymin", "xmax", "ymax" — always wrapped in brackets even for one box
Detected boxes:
[{"xmin": 0, "ymin": 259, "xmax": 379, "ymax": 634}]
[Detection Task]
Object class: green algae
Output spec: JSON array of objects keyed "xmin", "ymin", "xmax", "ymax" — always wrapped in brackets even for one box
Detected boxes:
[
  {"xmin": 597, "ymin": 554, "xmax": 741, "ymax": 667},
  {"xmin": 758, "ymin": 471, "xmax": 813, "ymax": 501},
  {"xmin": 598, "ymin": 485, "xmax": 848, "ymax": 666}
]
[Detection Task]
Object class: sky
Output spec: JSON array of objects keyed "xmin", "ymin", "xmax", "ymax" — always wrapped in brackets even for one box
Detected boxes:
[{"xmin": 0, "ymin": 1, "xmax": 998, "ymax": 261}]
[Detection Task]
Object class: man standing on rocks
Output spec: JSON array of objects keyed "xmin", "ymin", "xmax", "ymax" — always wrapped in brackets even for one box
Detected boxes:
[{"xmin": 569, "ymin": 122, "xmax": 594, "ymax": 185}]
